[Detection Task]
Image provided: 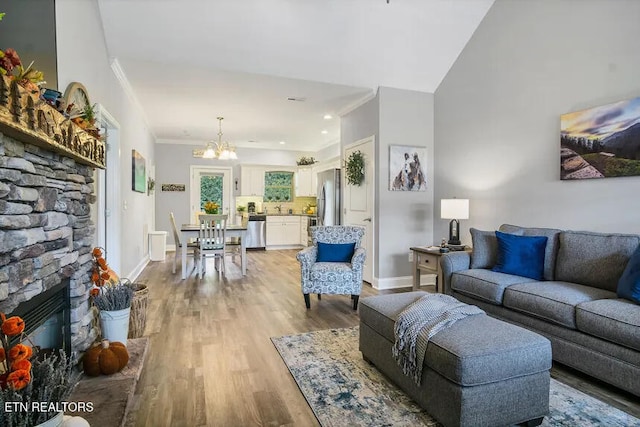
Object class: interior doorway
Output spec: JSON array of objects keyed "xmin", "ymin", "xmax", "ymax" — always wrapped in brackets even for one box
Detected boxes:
[
  {"xmin": 343, "ymin": 136, "xmax": 375, "ymax": 284},
  {"xmin": 95, "ymin": 105, "xmax": 121, "ymax": 273},
  {"xmin": 190, "ymin": 166, "xmax": 232, "ymax": 223}
]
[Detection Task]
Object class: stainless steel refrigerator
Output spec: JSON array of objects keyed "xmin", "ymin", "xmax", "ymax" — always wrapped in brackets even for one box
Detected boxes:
[{"xmin": 317, "ymin": 169, "xmax": 341, "ymax": 226}]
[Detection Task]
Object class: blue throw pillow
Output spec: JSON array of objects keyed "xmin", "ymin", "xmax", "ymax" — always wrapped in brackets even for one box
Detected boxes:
[
  {"xmin": 492, "ymin": 231, "xmax": 548, "ymax": 281},
  {"xmin": 317, "ymin": 242, "xmax": 356, "ymax": 263},
  {"xmin": 617, "ymin": 244, "xmax": 640, "ymax": 303}
]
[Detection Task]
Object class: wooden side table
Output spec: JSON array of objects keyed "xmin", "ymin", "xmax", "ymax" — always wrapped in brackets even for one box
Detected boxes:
[{"xmin": 410, "ymin": 246, "xmax": 471, "ymax": 293}]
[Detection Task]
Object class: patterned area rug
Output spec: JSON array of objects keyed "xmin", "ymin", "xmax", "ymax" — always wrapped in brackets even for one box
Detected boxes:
[{"xmin": 272, "ymin": 327, "xmax": 639, "ymax": 427}]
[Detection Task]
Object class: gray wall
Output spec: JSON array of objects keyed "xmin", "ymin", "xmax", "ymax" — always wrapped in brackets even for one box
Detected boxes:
[
  {"xmin": 341, "ymin": 89, "xmax": 434, "ymax": 284},
  {"xmin": 378, "ymin": 87, "xmax": 434, "ymax": 279},
  {"xmin": 434, "ymin": 0, "xmax": 640, "ymax": 243}
]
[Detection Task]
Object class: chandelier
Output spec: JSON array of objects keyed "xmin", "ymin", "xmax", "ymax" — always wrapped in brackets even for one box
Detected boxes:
[{"xmin": 199, "ymin": 117, "xmax": 238, "ymax": 160}]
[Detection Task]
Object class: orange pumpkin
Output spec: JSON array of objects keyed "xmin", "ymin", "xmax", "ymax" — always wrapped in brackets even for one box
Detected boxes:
[
  {"xmin": 11, "ymin": 359, "xmax": 31, "ymax": 372},
  {"xmin": 6, "ymin": 369, "xmax": 30, "ymax": 390},
  {"xmin": 1, "ymin": 316, "xmax": 25, "ymax": 336},
  {"xmin": 0, "ymin": 347, "xmax": 5, "ymax": 362},
  {"xmin": 8, "ymin": 343, "xmax": 32, "ymax": 361},
  {"xmin": 82, "ymin": 340, "xmax": 129, "ymax": 376},
  {"xmin": 92, "ymin": 247, "xmax": 103, "ymax": 257}
]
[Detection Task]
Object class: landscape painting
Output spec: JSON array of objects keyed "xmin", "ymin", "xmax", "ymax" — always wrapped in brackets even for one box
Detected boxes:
[
  {"xmin": 389, "ymin": 145, "xmax": 427, "ymax": 191},
  {"xmin": 561, "ymin": 96, "xmax": 640, "ymax": 180},
  {"xmin": 132, "ymin": 150, "xmax": 146, "ymax": 193}
]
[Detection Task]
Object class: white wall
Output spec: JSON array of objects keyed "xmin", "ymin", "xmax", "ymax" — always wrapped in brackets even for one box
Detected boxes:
[
  {"xmin": 434, "ymin": 0, "xmax": 640, "ymax": 242},
  {"xmin": 56, "ymin": 0, "xmax": 156, "ymax": 278}
]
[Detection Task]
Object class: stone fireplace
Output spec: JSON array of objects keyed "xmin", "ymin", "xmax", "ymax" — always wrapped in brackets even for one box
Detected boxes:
[{"xmin": 0, "ymin": 131, "xmax": 99, "ymax": 359}]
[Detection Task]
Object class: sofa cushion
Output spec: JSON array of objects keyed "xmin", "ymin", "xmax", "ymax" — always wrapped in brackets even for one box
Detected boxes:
[
  {"xmin": 617, "ymin": 244, "xmax": 640, "ymax": 303},
  {"xmin": 576, "ymin": 299, "xmax": 640, "ymax": 351},
  {"xmin": 469, "ymin": 228, "xmax": 523, "ymax": 269},
  {"xmin": 499, "ymin": 224, "xmax": 562, "ymax": 281},
  {"xmin": 451, "ymin": 269, "xmax": 538, "ymax": 305},
  {"xmin": 492, "ymin": 231, "xmax": 547, "ymax": 281},
  {"xmin": 503, "ymin": 282, "xmax": 616, "ymax": 329},
  {"xmin": 555, "ymin": 231, "xmax": 640, "ymax": 292},
  {"xmin": 310, "ymin": 262, "xmax": 354, "ymax": 282}
]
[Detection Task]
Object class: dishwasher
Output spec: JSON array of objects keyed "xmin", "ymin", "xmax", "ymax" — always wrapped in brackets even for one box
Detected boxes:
[{"xmin": 246, "ymin": 214, "xmax": 266, "ymax": 249}]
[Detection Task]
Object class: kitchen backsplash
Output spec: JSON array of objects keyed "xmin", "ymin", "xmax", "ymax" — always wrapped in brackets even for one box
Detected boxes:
[{"xmin": 236, "ymin": 196, "xmax": 316, "ymax": 214}]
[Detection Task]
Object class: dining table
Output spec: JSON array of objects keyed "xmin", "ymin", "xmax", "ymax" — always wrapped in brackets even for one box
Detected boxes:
[{"xmin": 180, "ymin": 223, "xmax": 248, "ymax": 279}]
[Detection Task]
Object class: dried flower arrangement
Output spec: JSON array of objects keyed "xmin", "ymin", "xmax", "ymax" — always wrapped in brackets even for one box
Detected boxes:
[
  {"xmin": 90, "ymin": 247, "xmax": 134, "ymax": 311},
  {"xmin": 0, "ymin": 314, "xmax": 79, "ymax": 426}
]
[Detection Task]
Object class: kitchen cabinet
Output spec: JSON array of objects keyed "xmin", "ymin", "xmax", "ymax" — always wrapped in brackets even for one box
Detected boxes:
[
  {"xmin": 240, "ymin": 166, "xmax": 265, "ymax": 196},
  {"xmin": 300, "ymin": 216, "xmax": 309, "ymax": 246},
  {"xmin": 295, "ymin": 167, "xmax": 317, "ymax": 197},
  {"xmin": 266, "ymin": 216, "xmax": 302, "ymax": 246}
]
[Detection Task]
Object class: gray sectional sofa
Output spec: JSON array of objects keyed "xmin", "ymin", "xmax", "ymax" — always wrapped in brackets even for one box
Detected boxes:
[{"xmin": 441, "ymin": 224, "xmax": 640, "ymax": 397}]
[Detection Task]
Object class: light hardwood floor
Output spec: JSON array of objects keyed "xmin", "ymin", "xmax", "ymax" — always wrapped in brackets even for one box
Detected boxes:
[{"xmin": 128, "ymin": 249, "xmax": 639, "ymax": 426}]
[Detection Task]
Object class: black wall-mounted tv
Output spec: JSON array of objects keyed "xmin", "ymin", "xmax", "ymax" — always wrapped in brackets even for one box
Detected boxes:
[{"xmin": 0, "ymin": 0, "xmax": 58, "ymax": 90}]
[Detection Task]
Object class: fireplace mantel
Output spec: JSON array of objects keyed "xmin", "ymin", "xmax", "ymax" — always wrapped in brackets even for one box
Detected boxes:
[{"xmin": 0, "ymin": 77, "xmax": 105, "ymax": 169}]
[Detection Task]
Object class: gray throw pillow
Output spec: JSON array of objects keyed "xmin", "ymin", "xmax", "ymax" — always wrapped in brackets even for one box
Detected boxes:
[
  {"xmin": 470, "ymin": 228, "xmax": 498, "ymax": 269},
  {"xmin": 470, "ymin": 227, "xmax": 523, "ymax": 269}
]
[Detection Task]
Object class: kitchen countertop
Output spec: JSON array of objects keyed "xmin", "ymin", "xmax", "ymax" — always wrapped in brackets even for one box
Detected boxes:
[{"xmin": 262, "ymin": 213, "xmax": 317, "ymax": 217}]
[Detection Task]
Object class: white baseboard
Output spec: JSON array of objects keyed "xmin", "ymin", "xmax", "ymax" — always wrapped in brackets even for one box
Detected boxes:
[
  {"xmin": 166, "ymin": 244, "xmax": 176, "ymax": 252},
  {"xmin": 125, "ymin": 255, "xmax": 150, "ymax": 283},
  {"xmin": 372, "ymin": 274, "xmax": 436, "ymax": 290}
]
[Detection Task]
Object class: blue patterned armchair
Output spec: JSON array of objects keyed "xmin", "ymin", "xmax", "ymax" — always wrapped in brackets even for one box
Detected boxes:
[{"xmin": 296, "ymin": 225, "xmax": 366, "ymax": 310}]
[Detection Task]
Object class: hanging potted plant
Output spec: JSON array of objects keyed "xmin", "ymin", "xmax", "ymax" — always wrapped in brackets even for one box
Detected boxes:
[{"xmin": 345, "ymin": 150, "xmax": 365, "ymax": 186}]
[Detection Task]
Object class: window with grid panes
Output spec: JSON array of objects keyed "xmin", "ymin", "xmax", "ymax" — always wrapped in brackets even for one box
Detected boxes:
[{"xmin": 264, "ymin": 171, "xmax": 293, "ymax": 202}]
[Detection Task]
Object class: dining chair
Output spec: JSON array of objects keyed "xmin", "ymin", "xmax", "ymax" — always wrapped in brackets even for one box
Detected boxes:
[
  {"xmin": 169, "ymin": 212, "xmax": 199, "ymax": 274},
  {"xmin": 197, "ymin": 214, "xmax": 228, "ymax": 278}
]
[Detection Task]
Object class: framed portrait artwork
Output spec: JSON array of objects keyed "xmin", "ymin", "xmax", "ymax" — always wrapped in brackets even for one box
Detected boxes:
[{"xmin": 389, "ymin": 145, "xmax": 427, "ymax": 191}]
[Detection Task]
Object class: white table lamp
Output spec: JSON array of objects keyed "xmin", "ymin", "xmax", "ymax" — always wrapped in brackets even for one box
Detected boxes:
[{"xmin": 441, "ymin": 199, "xmax": 469, "ymax": 246}]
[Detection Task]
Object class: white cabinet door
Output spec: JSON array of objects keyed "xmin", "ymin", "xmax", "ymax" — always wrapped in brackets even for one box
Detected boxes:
[
  {"xmin": 295, "ymin": 167, "xmax": 316, "ymax": 197},
  {"xmin": 240, "ymin": 166, "xmax": 265, "ymax": 196},
  {"xmin": 282, "ymin": 220, "xmax": 301, "ymax": 245},
  {"xmin": 266, "ymin": 216, "xmax": 302, "ymax": 246}
]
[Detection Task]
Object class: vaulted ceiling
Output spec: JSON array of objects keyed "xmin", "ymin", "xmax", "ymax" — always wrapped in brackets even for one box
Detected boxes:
[{"xmin": 97, "ymin": 0, "xmax": 494, "ymax": 152}]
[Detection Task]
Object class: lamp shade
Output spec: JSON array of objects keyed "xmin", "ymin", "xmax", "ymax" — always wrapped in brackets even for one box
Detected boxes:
[{"xmin": 441, "ymin": 199, "xmax": 469, "ymax": 220}]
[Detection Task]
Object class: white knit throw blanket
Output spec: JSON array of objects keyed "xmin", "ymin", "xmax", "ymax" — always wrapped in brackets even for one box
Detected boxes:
[{"xmin": 392, "ymin": 294, "xmax": 485, "ymax": 385}]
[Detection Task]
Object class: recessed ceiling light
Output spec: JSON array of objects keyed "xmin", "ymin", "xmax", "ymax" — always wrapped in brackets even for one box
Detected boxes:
[
  {"xmin": 321, "ymin": 130, "xmax": 328, "ymax": 135},
  {"xmin": 323, "ymin": 114, "xmax": 333, "ymax": 120},
  {"xmin": 279, "ymin": 141, "xmax": 286, "ymax": 145}
]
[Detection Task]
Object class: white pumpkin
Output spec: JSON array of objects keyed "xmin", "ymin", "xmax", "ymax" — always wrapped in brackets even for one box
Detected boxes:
[{"xmin": 62, "ymin": 415, "xmax": 90, "ymax": 427}]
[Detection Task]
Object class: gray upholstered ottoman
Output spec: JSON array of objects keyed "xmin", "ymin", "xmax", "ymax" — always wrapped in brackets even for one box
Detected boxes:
[{"xmin": 359, "ymin": 291, "xmax": 552, "ymax": 427}]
